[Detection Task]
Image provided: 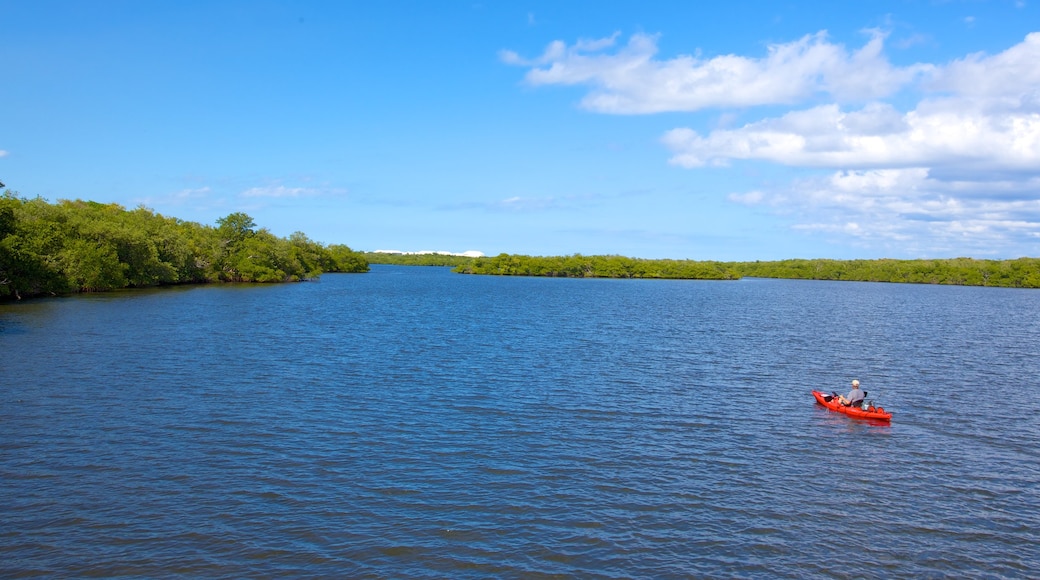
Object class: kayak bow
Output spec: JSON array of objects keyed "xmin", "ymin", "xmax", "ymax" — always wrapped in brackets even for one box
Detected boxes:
[{"xmin": 812, "ymin": 390, "xmax": 892, "ymax": 421}]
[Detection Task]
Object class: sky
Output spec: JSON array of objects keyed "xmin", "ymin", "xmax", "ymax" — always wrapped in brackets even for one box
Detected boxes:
[{"xmin": 2, "ymin": 0, "xmax": 1039, "ymax": 260}]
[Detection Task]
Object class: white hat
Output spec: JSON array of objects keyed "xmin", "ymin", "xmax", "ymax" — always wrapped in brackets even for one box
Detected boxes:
[{"xmin": 852, "ymin": 379, "xmax": 860, "ymax": 387}]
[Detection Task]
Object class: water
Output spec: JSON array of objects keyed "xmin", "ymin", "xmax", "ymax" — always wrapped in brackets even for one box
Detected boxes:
[{"xmin": 2, "ymin": 265, "xmax": 1039, "ymax": 578}]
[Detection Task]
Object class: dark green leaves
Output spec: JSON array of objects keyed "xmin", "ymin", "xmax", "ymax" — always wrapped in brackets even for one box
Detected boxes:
[{"xmin": 0, "ymin": 195, "xmax": 369, "ymax": 300}]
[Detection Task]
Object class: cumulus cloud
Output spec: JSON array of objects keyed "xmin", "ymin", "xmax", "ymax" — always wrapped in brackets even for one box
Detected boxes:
[
  {"xmin": 503, "ymin": 30, "xmax": 931, "ymax": 113},
  {"xmin": 927, "ymin": 32, "xmax": 1040, "ymax": 101},
  {"xmin": 662, "ymin": 101, "xmax": 1040, "ymax": 172},
  {"xmin": 505, "ymin": 29, "xmax": 1040, "ymax": 256},
  {"xmin": 660, "ymin": 32, "xmax": 1040, "ymax": 171},
  {"xmin": 731, "ymin": 168, "xmax": 1040, "ymax": 256}
]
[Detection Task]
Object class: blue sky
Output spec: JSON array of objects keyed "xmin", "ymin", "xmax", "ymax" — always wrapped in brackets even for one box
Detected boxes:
[{"xmin": 2, "ymin": 1, "xmax": 1039, "ymax": 260}]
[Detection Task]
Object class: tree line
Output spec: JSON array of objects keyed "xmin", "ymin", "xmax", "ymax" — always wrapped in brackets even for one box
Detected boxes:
[
  {"xmin": 362, "ymin": 252, "xmax": 477, "ymax": 267},
  {"xmin": 454, "ymin": 254, "xmax": 740, "ymax": 280},
  {"xmin": 451, "ymin": 253, "xmax": 1040, "ymax": 288},
  {"xmin": 8, "ymin": 190, "xmax": 1035, "ymax": 300},
  {"xmin": 728, "ymin": 258, "xmax": 1040, "ymax": 288},
  {"xmin": 0, "ymin": 193, "xmax": 368, "ymax": 300}
]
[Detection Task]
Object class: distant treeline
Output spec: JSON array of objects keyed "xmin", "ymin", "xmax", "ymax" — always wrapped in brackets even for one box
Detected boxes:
[
  {"xmin": 0, "ymin": 193, "xmax": 368, "ymax": 300},
  {"xmin": 362, "ymin": 252, "xmax": 476, "ymax": 267},
  {"xmin": 729, "ymin": 258, "xmax": 1040, "ymax": 288},
  {"xmin": 454, "ymin": 254, "xmax": 740, "ymax": 280},
  {"xmin": 452, "ymin": 253, "xmax": 1040, "ymax": 288}
]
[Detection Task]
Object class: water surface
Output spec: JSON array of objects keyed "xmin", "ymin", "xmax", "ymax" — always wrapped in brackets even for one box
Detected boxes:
[{"xmin": 2, "ymin": 266, "xmax": 1038, "ymax": 577}]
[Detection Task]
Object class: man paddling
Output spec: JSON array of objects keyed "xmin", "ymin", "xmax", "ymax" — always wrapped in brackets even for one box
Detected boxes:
[{"xmin": 836, "ymin": 379, "xmax": 865, "ymax": 408}]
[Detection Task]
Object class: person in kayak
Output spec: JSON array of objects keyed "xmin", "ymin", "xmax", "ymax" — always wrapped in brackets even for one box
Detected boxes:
[{"xmin": 836, "ymin": 379, "xmax": 865, "ymax": 408}]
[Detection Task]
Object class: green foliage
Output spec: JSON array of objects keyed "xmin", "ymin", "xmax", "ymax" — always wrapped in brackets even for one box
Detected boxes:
[
  {"xmin": 362, "ymin": 252, "xmax": 477, "ymax": 267},
  {"xmin": 59, "ymin": 238, "xmax": 126, "ymax": 291},
  {"xmin": 0, "ymin": 200, "xmax": 14, "ymax": 238},
  {"xmin": 450, "ymin": 252, "xmax": 1040, "ymax": 288},
  {"xmin": 5, "ymin": 191, "xmax": 1035, "ymax": 298},
  {"xmin": 0, "ymin": 193, "xmax": 368, "ymax": 300},
  {"xmin": 454, "ymin": 254, "xmax": 740, "ymax": 280},
  {"xmin": 216, "ymin": 212, "xmax": 257, "ymax": 244},
  {"xmin": 724, "ymin": 258, "xmax": 1040, "ymax": 288},
  {"xmin": 331, "ymin": 245, "xmax": 371, "ymax": 272}
]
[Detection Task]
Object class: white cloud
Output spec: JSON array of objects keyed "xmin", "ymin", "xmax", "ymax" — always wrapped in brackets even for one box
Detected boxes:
[
  {"xmin": 496, "ymin": 195, "xmax": 561, "ymax": 211},
  {"xmin": 927, "ymin": 32, "xmax": 1040, "ymax": 101},
  {"xmin": 0, "ymin": 150, "xmax": 8, "ymax": 157},
  {"xmin": 139, "ymin": 182, "xmax": 347, "ymax": 216},
  {"xmin": 504, "ymin": 30, "xmax": 930, "ymax": 113},
  {"xmin": 736, "ymin": 168, "xmax": 1040, "ymax": 256},
  {"xmin": 241, "ymin": 185, "xmax": 310, "ymax": 198},
  {"xmin": 659, "ymin": 33, "xmax": 1040, "ymax": 256},
  {"xmin": 662, "ymin": 102, "xmax": 1040, "ymax": 171},
  {"xmin": 658, "ymin": 32, "xmax": 1040, "ymax": 197},
  {"xmin": 138, "ymin": 186, "xmax": 213, "ymax": 207},
  {"xmin": 500, "ymin": 32, "xmax": 620, "ymax": 67},
  {"xmin": 728, "ymin": 190, "xmax": 766, "ymax": 205},
  {"xmin": 239, "ymin": 184, "xmax": 346, "ymax": 198},
  {"xmin": 506, "ymin": 30, "xmax": 1040, "ymax": 256},
  {"xmin": 134, "ymin": 186, "xmax": 227, "ymax": 216}
]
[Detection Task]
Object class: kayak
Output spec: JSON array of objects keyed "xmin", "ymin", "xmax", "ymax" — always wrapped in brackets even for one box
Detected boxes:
[{"xmin": 812, "ymin": 390, "xmax": 892, "ymax": 421}]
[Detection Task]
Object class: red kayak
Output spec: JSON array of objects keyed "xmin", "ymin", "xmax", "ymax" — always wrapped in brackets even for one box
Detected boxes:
[{"xmin": 812, "ymin": 390, "xmax": 892, "ymax": 421}]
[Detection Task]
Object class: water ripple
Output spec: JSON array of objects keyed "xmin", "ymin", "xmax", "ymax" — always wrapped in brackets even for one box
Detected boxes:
[{"xmin": 2, "ymin": 268, "xmax": 1039, "ymax": 578}]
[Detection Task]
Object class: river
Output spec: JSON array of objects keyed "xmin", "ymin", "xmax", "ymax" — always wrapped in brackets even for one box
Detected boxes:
[{"xmin": 2, "ymin": 265, "xmax": 1038, "ymax": 578}]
